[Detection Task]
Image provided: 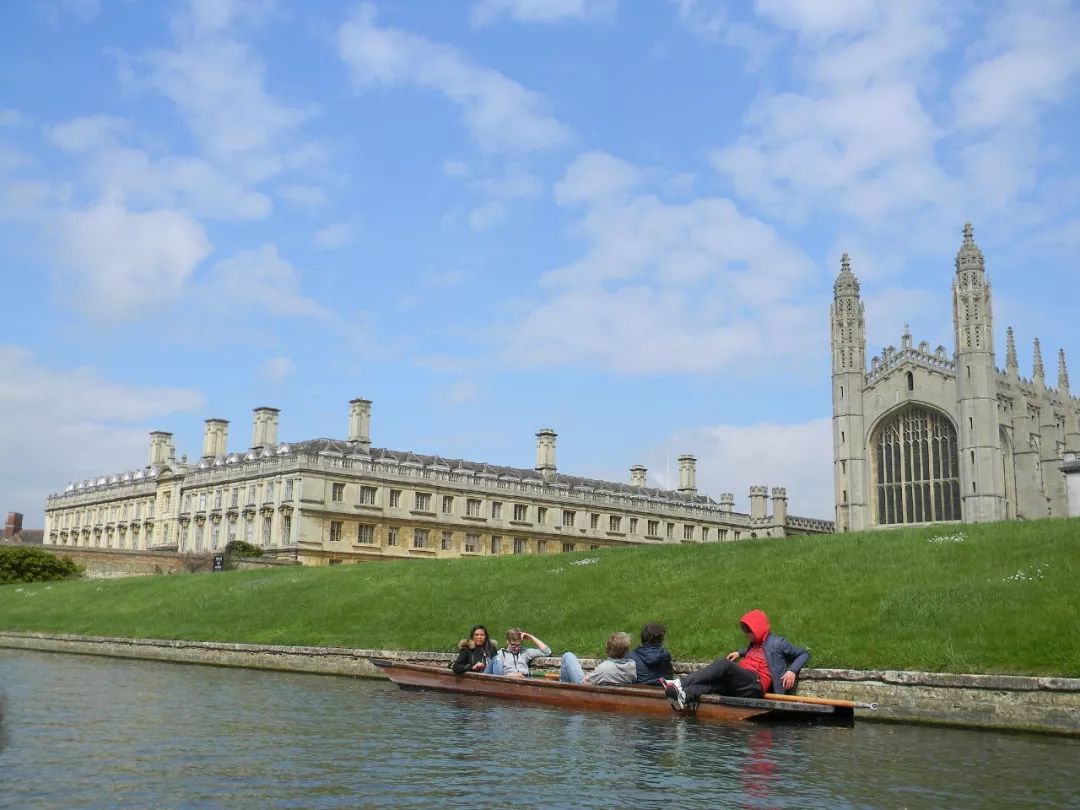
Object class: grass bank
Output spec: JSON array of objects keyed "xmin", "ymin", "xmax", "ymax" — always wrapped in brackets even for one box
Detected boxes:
[{"xmin": 2, "ymin": 519, "xmax": 1078, "ymax": 675}]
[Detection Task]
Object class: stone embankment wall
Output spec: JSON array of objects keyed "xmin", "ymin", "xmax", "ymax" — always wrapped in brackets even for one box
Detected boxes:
[
  {"xmin": 37, "ymin": 547, "xmax": 208, "ymax": 578},
  {"xmin": 1, "ymin": 632, "xmax": 1076, "ymax": 736}
]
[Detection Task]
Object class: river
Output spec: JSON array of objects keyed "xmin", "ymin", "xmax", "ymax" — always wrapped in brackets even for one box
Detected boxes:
[{"xmin": 0, "ymin": 650, "xmax": 1077, "ymax": 808}]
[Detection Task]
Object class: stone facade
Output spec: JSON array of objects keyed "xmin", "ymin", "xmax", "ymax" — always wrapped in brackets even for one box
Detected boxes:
[
  {"xmin": 832, "ymin": 224, "xmax": 1080, "ymax": 530},
  {"xmin": 44, "ymin": 402, "xmax": 833, "ymax": 566}
]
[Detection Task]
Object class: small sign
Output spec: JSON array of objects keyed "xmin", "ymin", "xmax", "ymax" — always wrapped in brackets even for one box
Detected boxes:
[{"xmin": 212, "ymin": 554, "xmax": 224, "ymax": 571}]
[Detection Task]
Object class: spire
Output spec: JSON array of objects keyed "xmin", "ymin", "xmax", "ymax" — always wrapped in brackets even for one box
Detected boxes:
[
  {"xmin": 1059, "ymin": 349, "xmax": 1070, "ymax": 391},
  {"xmin": 955, "ymin": 221, "xmax": 985, "ymax": 275},
  {"xmin": 1033, "ymin": 338, "xmax": 1045, "ymax": 381},
  {"xmin": 833, "ymin": 252, "xmax": 860, "ymax": 297},
  {"xmin": 1006, "ymin": 327, "xmax": 1018, "ymax": 370}
]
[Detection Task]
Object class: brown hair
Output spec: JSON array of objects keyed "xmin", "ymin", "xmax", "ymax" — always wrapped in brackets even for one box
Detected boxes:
[
  {"xmin": 506, "ymin": 628, "xmax": 523, "ymax": 643},
  {"xmin": 606, "ymin": 632, "xmax": 631, "ymax": 659},
  {"xmin": 640, "ymin": 622, "xmax": 666, "ymax": 645}
]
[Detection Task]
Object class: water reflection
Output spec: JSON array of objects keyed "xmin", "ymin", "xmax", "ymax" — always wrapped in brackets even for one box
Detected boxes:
[{"xmin": 1, "ymin": 650, "xmax": 1078, "ymax": 808}]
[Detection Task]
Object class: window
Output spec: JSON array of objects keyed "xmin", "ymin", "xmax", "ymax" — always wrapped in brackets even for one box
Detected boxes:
[
  {"xmin": 214, "ymin": 490, "xmax": 222, "ymax": 509},
  {"xmin": 387, "ymin": 526, "xmax": 399, "ymax": 546},
  {"xmin": 513, "ymin": 504, "xmax": 528, "ymax": 522},
  {"xmin": 247, "ymin": 485, "xmax": 256, "ymax": 504},
  {"xmin": 562, "ymin": 510, "xmax": 575, "ymax": 527},
  {"xmin": 609, "ymin": 516, "xmax": 622, "ymax": 532},
  {"xmin": 262, "ymin": 518, "xmax": 271, "ymax": 546},
  {"xmin": 841, "ymin": 460, "xmax": 847, "ymax": 474},
  {"xmin": 266, "ymin": 481, "xmax": 275, "ymax": 501},
  {"xmin": 389, "ymin": 489, "xmax": 402, "ymax": 508},
  {"xmin": 491, "ymin": 536, "xmax": 502, "ymax": 554},
  {"xmin": 284, "ymin": 479, "xmax": 294, "ymax": 500},
  {"xmin": 537, "ymin": 507, "xmax": 547, "ymax": 525},
  {"xmin": 491, "ymin": 501, "xmax": 503, "ymax": 519},
  {"xmin": 162, "ymin": 492, "xmax": 171, "ymax": 511},
  {"xmin": 562, "ymin": 542, "xmax": 575, "ymax": 553},
  {"xmin": 666, "ymin": 522, "xmax": 675, "ymax": 539},
  {"xmin": 537, "ymin": 540, "xmax": 546, "ymax": 554},
  {"xmin": 465, "ymin": 533, "xmax": 479, "ymax": 553},
  {"xmin": 684, "ymin": 525, "xmax": 694, "ymax": 541},
  {"xmin": 590, "ymin": 513, "xmax": 600, "ymax": 529},
  {"xmin": 148, "ymin": 501, "xmax": 154, "ymax": 518},
  {"xmin": 648, "ymin": 520, "xmax": 659, "ymax": 536},
  {"xmin": 330, "ymin": 521, "xmax": 343, "ymax": 542},
  {"xmin": 195, "ymin": 522, "xmax": 205, "ymax": 551},
  {"xmin": 442, "ymin": 495, "xmax": 454, "ymax": 514},
  {"xmin": 180, "ymin": 524, "xmax": 189, "ymax": 550},
  {"xmin": 702, "ymin": 527, "xmax": 710, "ymax": 542},
  {"xmin": 360, "ymin": 486, "xmax": 377, "ymax": 505},
  {"xmin": 413, "ymin": 529, "xmax": 429, "ymax": 549},
  {"xmin": 332, "ymin": 483, "xmax": 345, "ymax": 502},
  {"xmin": 328, "ymin": 559, "xmax": 343, "ymax": 566},
  {"xmin": 513, "ymin": 538, "xmax": 526, "ymax": 554},
  {"xmin": 466, "ymin": 498, "xmax": 482, "ymax": 517},
  {"xmin": 357, "ymin": 524, "xmax": 375, "ymax": 544},
  {"xmin": 245, "ymin": 520, "xmax": 254, "ymax": 543},
  {"xmin": 414, "ymin": 492, "xmax": 431, "ymax": 512},
  {"xmin": 228, "ymin": 522, "xmax": 237, "ymax": 545},
  {"xmin": 211, "ymin": 523, "xmax": 220, "ymax": 549},
  {"xmin": 907, "ymin": 371, "xmax": 914, "ymax": 391},
  {"xmin": 441, "ymin": 531, "xmax": 453, "ymax": 550},
  {"xmin": 629, "ymin": 518, "xmax": 638, "ymax": 534},
  {"xmin": 873, "ymin": 405, "xmax": 960, "ymax": 525},
  {"xmin": 281, "ymin": 514, "xmax": 292, "ymax": 543},
  {"xmin": 231, "ymin": 488, "xmax": 239, "ymax": 507}
]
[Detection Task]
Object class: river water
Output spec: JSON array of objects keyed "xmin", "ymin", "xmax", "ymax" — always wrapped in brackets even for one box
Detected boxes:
[{"xmin": 0, "ymin": 650, "xmax": 1077, "ymax": 809}]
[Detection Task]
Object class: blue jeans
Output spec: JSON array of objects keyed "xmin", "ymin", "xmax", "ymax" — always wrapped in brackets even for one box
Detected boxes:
[
  {"xmin": 560, "ymin": 652, "xmax": 585, "ymax": 683},
  {"xmin": 490, "ymin": 658, "xmax": 503, "ymax": 676}
]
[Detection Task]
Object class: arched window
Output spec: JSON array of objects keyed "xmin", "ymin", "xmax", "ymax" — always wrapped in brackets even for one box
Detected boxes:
[
  {"xmin": 906, "ymin": 371, "xmax": 914, "ymax": 391},
  {"xmin": 872, "ymin": 406, "xmax": 960, "ymax": 525}
]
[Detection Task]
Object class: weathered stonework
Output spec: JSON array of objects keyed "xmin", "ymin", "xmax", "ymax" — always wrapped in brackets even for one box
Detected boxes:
[{"xmin": 1, "ymin": 632, "xmax": 1076, "ymax": 736}]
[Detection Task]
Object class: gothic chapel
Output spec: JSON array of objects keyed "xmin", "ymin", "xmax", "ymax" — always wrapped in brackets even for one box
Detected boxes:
[{"xmin": 832, "ymin": 224, "xmax": 1080, "ymax": 530}]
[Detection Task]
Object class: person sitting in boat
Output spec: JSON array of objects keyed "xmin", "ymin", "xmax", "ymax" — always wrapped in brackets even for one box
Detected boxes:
[
  {"xmin": 628, "ymin": 622, "xmax": 675, "ymax": 685},
  {"xmin": 491, "ymin": 629, "xmax": 551, "ymax": 677},
  {"xmin": 451, "ymin": 624, "xmax": 498, "ymax": 675},
  {"xmin": 559, "ymin": 632, "xmax": 637, "ymax": 686},
  {"xmin": 659, "ymin": 610, "xmax": 809, "ymax": 710}
]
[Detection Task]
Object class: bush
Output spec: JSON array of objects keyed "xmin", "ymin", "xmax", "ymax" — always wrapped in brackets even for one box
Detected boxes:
[
  {"xmin": 224, "ymin": 540, "xmax": 263, "ymax": 558},
  {"xmin": 0, "ymin": 547, "xmax": 82, "ymax": 584}
]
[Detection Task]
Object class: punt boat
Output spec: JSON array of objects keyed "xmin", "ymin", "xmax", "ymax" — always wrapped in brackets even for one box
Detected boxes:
[{"xmin": 370, "ymin": 659, "xmax": 870, "ymax": 726}]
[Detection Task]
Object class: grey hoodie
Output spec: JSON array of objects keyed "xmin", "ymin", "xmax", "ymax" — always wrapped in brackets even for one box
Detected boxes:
[
  {"xmin": 493, "ymin": 642, "xmax": 551, "ymax": 675},
  {"xmin": 586, "ymin": 657, "xmax": 637, "ymax": 686}
]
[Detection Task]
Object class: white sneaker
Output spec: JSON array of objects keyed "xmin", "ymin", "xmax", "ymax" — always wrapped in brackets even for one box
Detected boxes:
[{"xmin": 660, "ymin": 677, "xmax": 687, "ymax": 710}]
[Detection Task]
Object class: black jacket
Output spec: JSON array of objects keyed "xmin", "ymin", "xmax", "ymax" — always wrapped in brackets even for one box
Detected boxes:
[
  {"xmin": 452, "ymin": 640, "xmax": 498, "ymax": 674},
  {"xmin": 628, "ymin": 644, "xmax": 674, "ymax": 684}
]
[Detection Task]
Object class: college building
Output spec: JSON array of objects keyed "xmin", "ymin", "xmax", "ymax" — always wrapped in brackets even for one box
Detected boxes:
[{"xmin": 43, "ymin": 400, "xmax": 833, "ymax": 565}]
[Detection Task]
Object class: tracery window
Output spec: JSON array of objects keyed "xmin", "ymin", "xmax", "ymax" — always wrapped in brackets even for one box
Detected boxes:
[{"xmin": 873, "ymin": 406, "xmax": 961, "ymax": 525}]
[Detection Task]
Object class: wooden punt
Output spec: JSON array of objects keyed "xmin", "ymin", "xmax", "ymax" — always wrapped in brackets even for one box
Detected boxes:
[{"xmin": 370, "ymin": 659, "xmax": 859, "ymax": 726}]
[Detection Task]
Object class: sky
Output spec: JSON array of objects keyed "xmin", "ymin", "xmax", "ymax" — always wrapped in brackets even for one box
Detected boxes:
[{"xmin": 2, "ymin": 0, "xmax": 1079, "ymax": 526}]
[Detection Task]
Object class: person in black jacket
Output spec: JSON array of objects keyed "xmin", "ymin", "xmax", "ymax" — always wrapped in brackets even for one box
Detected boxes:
[
  {"xmin": 452, "ymin": 624, "xmax": 498, "ymax": 675},
  {"xmin": 628, "ymin": 622, "xmax": 674, "ymax": 685}
]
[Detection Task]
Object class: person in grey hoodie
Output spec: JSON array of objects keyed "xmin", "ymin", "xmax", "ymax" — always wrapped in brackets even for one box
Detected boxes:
[
  {"xmin": 560, "ymin": 632, "xmax": 637, "ymax": 685},
  {"xmin": 491, "ymin": 628, "xmax": 551, "ymax": 677}
]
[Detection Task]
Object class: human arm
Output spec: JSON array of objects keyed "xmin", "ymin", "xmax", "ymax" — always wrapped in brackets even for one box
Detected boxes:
[
  {"xmin": 451, "ymin": 644, "xmax": 472, "ymax": 675},
  {"xmin": 660, "ymin": 649, "xmax": 675, "ymax": 679},
  {"xmin": 778, "ymin": 637, "xmax": 810, "ymax": 690},
  {"xmin": 521, "ymin": 632, "xmax": 551, "ymax": 655},
  {"xmin": 726, "ymin": 650, "xmax": 741, "ymax": 661}
]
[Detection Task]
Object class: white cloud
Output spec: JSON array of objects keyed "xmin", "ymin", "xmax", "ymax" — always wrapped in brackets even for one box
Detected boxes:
[
  {"xmin": 442, "ymin": 380, "xmax": 479, "ymax": 405},
  {"xmin": 278, "ymin": 184, "xmax": 328, "ymax": 206},
  {"xmin": 443, "ymin": 160, "xmax": 471, "ymax": 178},
  {"xmin": 0, "ymin": 345, "xmax": 204, "ymax": 525},
  {"xmin": 259, "ymin": 356, "xmax": 297, "ymax": 382},
  {"xmin": 314, "ymin": 222, "xmax": 353, "ymax": 249},
  {"xmin": 198, "ymin": 244, "xmax": 330, "ymax": 319},
  {"xmin": 50, "ymin": 194, "xmax": 212, "ymax": 321},
  {"xmin": 468, "ymin": 201, "xmax": 505, "ymax": 231},
  {"xmin": 0, "ymin": 109, "xmax": 27, "ymax": 128},
  {"xmin": 471, "ymin": 0, "xmax": 616, "ymax": 27},
  {"xmin": 652, "ymin": 418, "xmax": 834, "ymax": 519},
  {"xmin": 338, "ymin": 3, "xmax": 571, "ymax": 154},
  {"xmin": 47, "ymin": 115, "xmax": 128, "ymax": 151},
  {"xmin": 555, "ymin": 150, "xmax": 641, "ymax": 204}
]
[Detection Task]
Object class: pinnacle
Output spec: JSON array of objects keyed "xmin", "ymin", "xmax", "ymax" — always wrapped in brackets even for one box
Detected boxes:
[
  {"xmin": 1033, "ymin": 338, "xmax": 1045, "ymax": 380},
  {"xmin": 1006, "ymin": 326, "xmax": 1018, "ymax": 369},
  {"xmin": 841, "ymin": 252, "xmax": 851, "ymax": 273},
  {"xmin": 1060, "ymin": 348, "xmax": 1070, "ymax": 390},
  {"xmin": 963, "ymin": 222, "xmax": 974, "ymax": 244}
]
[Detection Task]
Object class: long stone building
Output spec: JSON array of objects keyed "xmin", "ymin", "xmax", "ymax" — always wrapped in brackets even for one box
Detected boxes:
[
  {"xmin": 832, "ymin": 223, "xmax": 1080, "ymax": 530},
  {"xmin": 43, "ymin": 401, "xmax": 832, "ymax": 565}
]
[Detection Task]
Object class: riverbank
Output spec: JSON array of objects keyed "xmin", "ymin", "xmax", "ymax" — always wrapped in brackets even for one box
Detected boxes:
[
  {"xmin": 2, "ymin": 632, "xmax": 1077, "ymax": 735},
  {"xmin": 2, "ymin": 518, "xmax": 1078, "ymax": 675}
]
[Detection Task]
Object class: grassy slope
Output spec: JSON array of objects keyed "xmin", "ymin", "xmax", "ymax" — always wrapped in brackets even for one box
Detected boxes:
[{"xmin": 1, "ymin": 519, "xmax": 1078, "ymax": 675}]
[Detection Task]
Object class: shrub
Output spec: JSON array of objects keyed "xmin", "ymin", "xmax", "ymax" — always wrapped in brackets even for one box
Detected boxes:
[
  {"xmin": 224, "ymin": 540, "xmax": 263, "ymax": 558},
  {"xmin": 0, "ymin": 547, "xmax": 82, "ymax": 584}
]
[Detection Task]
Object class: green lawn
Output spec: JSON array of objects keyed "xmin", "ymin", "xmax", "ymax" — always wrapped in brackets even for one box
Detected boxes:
[{"xmin": 2, "ymin": 518, "xmax": 1078, "ymax": 675}]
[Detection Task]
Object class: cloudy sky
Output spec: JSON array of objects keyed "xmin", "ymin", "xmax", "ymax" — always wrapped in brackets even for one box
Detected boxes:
[{"xmin": 2, "ymin": 0, "xmax": 1079, "ymax": 525}]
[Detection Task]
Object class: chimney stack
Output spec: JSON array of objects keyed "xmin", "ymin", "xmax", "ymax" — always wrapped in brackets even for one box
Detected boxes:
[
  {"xmin": 4, "ymin": 512, "xmax": 23, "ymax": 539},
  {"xmin": 202, "ymin": 418, "xmax": 229, "ymax": 458},
  {"xmin": 148, "ymin": 431, "xmax": 173, "ymax": 466},
  {"xmin": 749, "ymin": 485, "xmax": 768, "ymax": 519},
  {"xmin": 719, "ymin": 493, "xmax": 735, "ymax": 513},
  {"xmin": 677, "ymin": 454, "xmax": 697, "ymax": 495},
  {"xmin": 348, "ymin": 398, "xmax": 372, "ymax": 451},
  {"xmin": 251, "ymin": 407, "xmax": 280, "ymax": 449},
  {"xmin": 771, "ymin": 486, "xmax": 788, "ymax": 524},
  {"xmin": 630, "ymin": 465, "xmax": 647, "ymax": 487},
  {"xmin": 535, "ymin": 429, "xmax": 557, "ymax": 482}
]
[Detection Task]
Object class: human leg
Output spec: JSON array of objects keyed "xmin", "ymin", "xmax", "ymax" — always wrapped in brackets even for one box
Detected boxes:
[
  {"xmin": 490, "ymin": 657, "xmax": 504, "ymax": 676},
  {"xmin": 560, "ymin": 652, "xmax": 585, "ymax": 683},
  {"xmin": 680, "ymin": 657, "xmax": 762, "ymax": 701}
]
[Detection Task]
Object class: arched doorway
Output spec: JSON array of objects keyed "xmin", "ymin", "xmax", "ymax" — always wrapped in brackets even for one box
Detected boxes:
[{"xmin": 871, "ymin": 405, "xmax": 961, "ymax": 525}]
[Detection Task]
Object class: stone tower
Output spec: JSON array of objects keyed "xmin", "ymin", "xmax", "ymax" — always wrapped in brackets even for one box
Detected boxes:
[
  {"xmin": 831, "ymin": 253, "xmax": 869, "ymax": 531},
  {"xmin": 951, "ymin": 224, "xmax": 1005, "ymax": 522}
]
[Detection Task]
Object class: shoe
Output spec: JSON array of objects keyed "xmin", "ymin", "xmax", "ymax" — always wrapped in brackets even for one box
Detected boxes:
[{"xmin": 660, "ymin": 677, "xmax": 686, "ymax": 710}]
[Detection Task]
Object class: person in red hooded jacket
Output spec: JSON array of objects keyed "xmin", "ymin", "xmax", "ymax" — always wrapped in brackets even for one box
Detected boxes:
[{"xmin": 659, "ymin": 609, "xmax": 809, "ymax": 710}]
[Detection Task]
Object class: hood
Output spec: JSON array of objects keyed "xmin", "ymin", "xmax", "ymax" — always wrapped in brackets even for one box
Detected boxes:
[
  {"xmin": 740, "ymin": 609, "xmax": 771, "ymax": 645},
  {"xmin": 632, "ymin": 644, "xmax": 668, "ymax": 666}
]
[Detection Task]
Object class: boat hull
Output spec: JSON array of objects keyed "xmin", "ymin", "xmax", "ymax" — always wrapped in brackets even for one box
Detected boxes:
[{"xmin": 371, "ymin": 660, "xmax": 854, "ymax": 726}]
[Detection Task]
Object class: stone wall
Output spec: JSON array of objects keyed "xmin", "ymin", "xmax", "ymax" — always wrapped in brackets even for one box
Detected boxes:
[
  {"xmin": 1, "ymin": 632, "xmax": 1076, "ymax": 736},
  {"xmin": 36, "ymin": 546, "xmax": 212, "ymax": 578}
]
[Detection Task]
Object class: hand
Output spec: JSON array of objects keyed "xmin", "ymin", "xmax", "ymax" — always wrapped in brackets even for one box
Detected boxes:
[
  {"xmin": 507, "ymin": 672, "xmax": 525, "ymax": 678},
  {"xmin": 781, "ymin": 670, "xmax": 797, "ymax": 690},
  {"xmin": 472, "ymin": 661, "xmax": 485, "ymax": 671},
  {"xmin": 726, "ymin": 651, "xmax": 740, "ymax": 661},
  {"xmin": 521, "ymin": 631, "xmax": 531, "ymax": 640}
]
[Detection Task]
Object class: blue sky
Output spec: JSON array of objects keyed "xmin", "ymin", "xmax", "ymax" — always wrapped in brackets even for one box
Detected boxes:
[{"xmin": 2, "ymin": 0, "xmax": 1079, "ymax": 525}]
